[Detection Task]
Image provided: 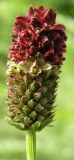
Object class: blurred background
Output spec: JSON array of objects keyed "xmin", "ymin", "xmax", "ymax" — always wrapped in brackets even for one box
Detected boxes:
[{"xmin": 0, "ymin": 0, "xmax": 74, "ymax": 160}]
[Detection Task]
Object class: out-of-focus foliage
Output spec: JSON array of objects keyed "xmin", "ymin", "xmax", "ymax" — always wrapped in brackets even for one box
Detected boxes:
[
  {"xmin": 48, "ymin": 0, "xmax": 74, "ymax": 17},
  {"xmin": 0, "ymin": 0, "xmax": 74, "ymax": 160}
]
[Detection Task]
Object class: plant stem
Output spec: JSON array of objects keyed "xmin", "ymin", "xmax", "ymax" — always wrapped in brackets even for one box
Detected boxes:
[{"xmin": 26, "ymin": 129, "xmax": 36, "ymax": 160}]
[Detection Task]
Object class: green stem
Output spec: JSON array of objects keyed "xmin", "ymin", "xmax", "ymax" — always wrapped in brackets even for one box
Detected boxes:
[{"xmin": 26, "ymin": 129, "xmax": 36, "ymax": 160}]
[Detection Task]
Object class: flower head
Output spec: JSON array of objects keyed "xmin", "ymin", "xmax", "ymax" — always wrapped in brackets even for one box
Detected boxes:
[
  {"xmin": 7, "ymin": 6, "xmax": 67, "ymax": 131},
  {"xmin": 9, "ymin": 6, "xmax": 67, "ymax": 65}
]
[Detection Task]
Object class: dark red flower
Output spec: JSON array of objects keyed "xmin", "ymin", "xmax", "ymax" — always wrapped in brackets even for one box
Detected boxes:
[{"xmin": 9, "ymin": 6, "xmax": 67, "ymax": 65}]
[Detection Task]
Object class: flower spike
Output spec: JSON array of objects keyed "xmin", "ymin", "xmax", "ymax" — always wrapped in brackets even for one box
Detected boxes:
[
  {"xmin": 7, "ymin": 6, "xmax": 67, "ymax": 131},
  {"xmin": 7, "ymin": 6, "xmax": 67, "ymax": 160}
]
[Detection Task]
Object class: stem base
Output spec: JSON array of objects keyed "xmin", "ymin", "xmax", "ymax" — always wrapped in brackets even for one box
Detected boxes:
[{"xmin": 26, "ymin": 129, "xmax": 36, "ymax": 160}]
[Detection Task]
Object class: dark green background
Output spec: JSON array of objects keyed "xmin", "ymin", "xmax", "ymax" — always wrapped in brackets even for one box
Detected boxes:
[{"xmin": 0, "ymin": 0, "xmax": 74, "ymax": 160}]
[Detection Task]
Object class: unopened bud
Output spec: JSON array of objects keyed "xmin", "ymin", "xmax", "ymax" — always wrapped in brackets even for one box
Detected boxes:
[
  {"xmin": 28, "ymin": 99, "xmax": 36, "ymax": 109},
  {"xmin": 34, "ymin": 92, "xmax": 41, "ymax": 101},
  {"xmin": 29, "ymin": 111, "xmax": 37, "ymax": 120}
]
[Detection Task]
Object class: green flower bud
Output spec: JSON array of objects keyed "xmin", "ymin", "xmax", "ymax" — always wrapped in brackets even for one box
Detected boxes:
[
  {"xmin": 29, "ymin": 111, "xmax": 37, "ymax": 121},
  {"xmin": 35, "ymin": 104, "xmax": 44, "ymax": 113},
  {"xmin": 24, "ymin": 117, "xmax": 32, "ymax": 127},
  {"xmin": 22, "ymin": 105, "xmax": 31, "ymax": 115},
  {"xmin": 33, "ymin": 92, "xmax": 41, "ymax": 102},
  {"xmin": 25, "ymin": 89, "xmax": 32, "ymax": 100},
  {"xmin": 28, "ymin": 99, "xmax": 36, "ymax": 109}
]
